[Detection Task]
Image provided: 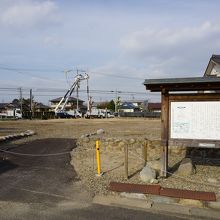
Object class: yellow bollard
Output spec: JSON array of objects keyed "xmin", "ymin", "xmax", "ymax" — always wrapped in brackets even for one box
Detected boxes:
[{"xmin": 96, "ymin": 139, "xmax": 102, "ymax": 176}]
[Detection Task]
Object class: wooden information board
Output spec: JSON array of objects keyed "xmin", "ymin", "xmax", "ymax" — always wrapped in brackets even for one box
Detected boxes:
[{"xmin": 144, "ymin": 77, "xmax": 220, "ymax": 177}]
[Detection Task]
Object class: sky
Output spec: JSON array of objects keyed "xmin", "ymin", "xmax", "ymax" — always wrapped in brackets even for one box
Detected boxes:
[{"xmin": 1, "ymin": 0, "xmax": 220, "ymax": 103}]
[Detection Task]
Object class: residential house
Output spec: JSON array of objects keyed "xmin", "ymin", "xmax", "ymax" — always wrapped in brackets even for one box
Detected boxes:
[
  {"xmin": 148, "ymin": 103, "xmax": 161, "ymax": 113},
  {"xmin": 202, "ymin": 54, "xmax": 220, "ymax": 93},
  {"xmin": 34, "ymin": 103, "xmax": 51, "ymax": 112},
  {"xmin": 50, "ymin": 96, "xmax": 87, "ymax": 112},
  {"xmin": 204, "ymin": 55, "xmax": 220, "ymax": 77},
  {"xmin": 0, "ymin": 103, "xmax": 19, "ymax": 113},
  {"xmin": 0, "ymin": 103, "xmax": 8, "ymax": 112},
  {"xmin": 121, "ymin": 99, "xmax": 148, "ymax": 111},
  {"xmin": 119, "ymin": 102, "xmax": 140, "ymax": 113}
]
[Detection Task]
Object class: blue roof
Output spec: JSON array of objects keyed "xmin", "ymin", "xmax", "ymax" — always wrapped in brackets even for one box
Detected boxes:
[{"xmin": 120, "ymin": 102, "xmax": 138, "ymax": 109}]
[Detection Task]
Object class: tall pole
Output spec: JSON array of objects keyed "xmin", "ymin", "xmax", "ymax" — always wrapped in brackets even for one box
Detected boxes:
[
  {"xmin": 89, "ymin": 96, "xmax": 92, "ymax": 116},
  {"xmin": 19, "ymin": 87, "xmax": 22, "ymax": 114},
  {"xmin": 87, "ymin": 77, "xmax": 90, "ymax": 111},
  {"xmin": 76, "ymin": 87, "xmax": 79, "ymax": 110},
  {"xmin": 30, "ymin": 89, "xmax": 32, "ymax": 120},
  {"xmin": 76, "ymin": 69, "xmax": 79, "ymax": 110},
  {"xmin": 115, "ymin": 90, "xmax": 118, "ymax": 113}
]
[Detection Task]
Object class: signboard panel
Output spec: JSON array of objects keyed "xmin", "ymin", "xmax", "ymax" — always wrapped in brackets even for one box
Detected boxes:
[{"xmin": 170, "ymin": 101, "xmax": 220, "ymax": 140}]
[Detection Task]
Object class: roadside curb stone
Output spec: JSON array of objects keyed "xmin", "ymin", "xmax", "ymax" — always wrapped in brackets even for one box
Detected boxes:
[
  {"xmin": 149, "ymin": 195, "xmax": 179, "ymax": 204},
  {"xmin": 190, "ymin": 207, "xmax": 220, "ymax": 219},
  {"xmin": 179, "ymin": 198, "xmax": 204, "ymax": 208},
  {"xmin": 93, "ymin": 194, "xmax": 220, "ymax": 219},
  {"xmin": 93, "ymin": 194, "xmax": 153, "ymax": 210},
  {"xmin": 207, "ymin": 201, "xmax": 220, "ymax": 210},
  {"xmin": 120, "ymin": 192, "xmax": 147, "ymax": 200}
]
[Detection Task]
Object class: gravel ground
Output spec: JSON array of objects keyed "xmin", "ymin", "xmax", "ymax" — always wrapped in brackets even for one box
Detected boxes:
[{"xmin": 71, "ymin": 139, "xmax": 220, "ymax": 199}]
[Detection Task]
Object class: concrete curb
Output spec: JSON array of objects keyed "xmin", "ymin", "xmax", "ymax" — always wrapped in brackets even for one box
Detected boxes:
[
  {"xmin": 93, "ymin": 194, "xmax": 220, "ymax": 219},
  {"xmin": 93, "ymin": 195, "xmax": 153, "ymax": 211},
  {"xmin": 0, "ymin": 130, "xmax": 36, "ymax": 143}
]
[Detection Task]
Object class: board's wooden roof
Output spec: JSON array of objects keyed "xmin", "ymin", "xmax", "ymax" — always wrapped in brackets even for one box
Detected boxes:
[{"xmin": 144, "ymin": 77, "xmax": 220, "ymax": 92}]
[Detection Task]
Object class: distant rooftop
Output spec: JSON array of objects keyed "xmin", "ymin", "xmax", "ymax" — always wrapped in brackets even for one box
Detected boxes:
[
  {"xmin": 148, "ymin": 103, "xmax": 161, "ymax": 110},
  {"xmin": 0, "ymin": 103, "xmax": 20, "ymax": 109},
  {"xmin": 35, "ymin": 103, "xmax": 50, "ymax": 109},
  {"xmin": 121, "ymin": 99, "xmax": 147, "ymax": 103},
  {"xmin": 0, "ymin": 103, "xmax": 8, "ymax": 109},
  {"xmin": 50, "ymin": 97, "xmax": 84, "ymax": 102},
  {"xmin": 119, "ymin": 102, "xmax": 139, "ymax": 109}
]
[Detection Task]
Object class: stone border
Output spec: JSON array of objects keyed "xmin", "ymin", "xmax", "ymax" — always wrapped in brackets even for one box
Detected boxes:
[{"xmin": 0, "ymin": 130, "xmax": 36, "ymax": 143}]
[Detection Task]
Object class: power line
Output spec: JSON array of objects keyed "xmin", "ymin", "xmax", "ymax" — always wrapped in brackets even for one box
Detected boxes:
[
  {"xmin": 0, "ymin": 65, "xmax": 63, "ymax": 73},
  {"xmin": 34, "ymin": 89, "xmax": 147, "ymax": 95},
  {"xmin": 89, "ymin": 71, "xmax": 144, "ymax": 80},
  {"xmin": 0, "ymin": 87, "xmax": 159, "ymax": 97},
  {"xmin": 0, "ymin": 89, "xmax": 148, "ymax": 95},
  {"xmin": 0, "ymin": 93, "xmax": 149, "ymax": 97},
  {"xmin": 0, "ymin": 65, "xmax": 145, "ymax": 81}
]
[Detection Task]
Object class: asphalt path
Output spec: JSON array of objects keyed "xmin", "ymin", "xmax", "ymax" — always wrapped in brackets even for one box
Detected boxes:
[{"xmin": 0, "ymin": 138, "xmax": 199, "ymax": 220}]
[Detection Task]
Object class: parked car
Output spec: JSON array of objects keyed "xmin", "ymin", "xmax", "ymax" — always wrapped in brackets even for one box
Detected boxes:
[
  {"xmin": 56, "ymin": 110, "xmax": 82, "ymax": 119},
  {"xmin": 113, "ymin": 112, "xmax": 119, "ymax": 117},
  {"xmin": 105, "ymin": 110, "xmax": 115, "ymax": 118}
]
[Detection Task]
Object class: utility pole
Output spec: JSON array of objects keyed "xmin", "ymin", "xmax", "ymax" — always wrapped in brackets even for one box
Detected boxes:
[
  {"xmin": 75, "ymin": 68, "xmax": 87, "ymax": 111},
  {"xmin": 30, "ymin": 89, "xmax": 32, "ymax": 120},
  {"xmin": 89, "ymin": 96, "xmax": 93, "ymax": 111},
  {"xmin": 115, "ymin": 90, "xmax": 118, "ymax": 113},
  {"xmin": 76, "ymin": 69, "xmax": 79, "ymax": 110},
  {"xmin": 19, "ymin": 87, "xmax": 22, "ymax": 114},
  {"xmin": 114, "ymin": 90, "xmax": 121, "ymax": 115},
  {"xmin": 86, "ymin": 76, "xmax": 90, "ymax": 111}
]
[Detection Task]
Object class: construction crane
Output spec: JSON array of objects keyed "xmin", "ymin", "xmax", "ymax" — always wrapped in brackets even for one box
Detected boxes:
[{"xmin": 55, "ymin": 72, "xmax": 89, "ymax": 118}]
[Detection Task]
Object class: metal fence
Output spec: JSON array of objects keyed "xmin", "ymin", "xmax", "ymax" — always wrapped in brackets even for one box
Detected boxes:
[
  {"xmin": 21, "ymin": 111, "xmax": 160, "ymax": 119},
  {"xmin": 119, "ymin": 112, "xmax": 160, "ymax": 118},
  {"xmin": 22, "ymin": 111, "xmax": 55, "ymax": 120}
]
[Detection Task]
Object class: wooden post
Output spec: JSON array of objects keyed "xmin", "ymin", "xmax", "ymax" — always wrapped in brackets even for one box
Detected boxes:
[
  {"xmin": 161, "ymin": 89, "xmax": 169, "ymax": 177},
  {"xmin": 142, "ymin": 140, "xmax": 148, "ymax": 166},
  {"xmin": 19, "ymin": 87, "xmax": 23, "ymax": 117},
  {"xmin": 124, "ymin": 144, "xmax": 128, "ymax": 179}
]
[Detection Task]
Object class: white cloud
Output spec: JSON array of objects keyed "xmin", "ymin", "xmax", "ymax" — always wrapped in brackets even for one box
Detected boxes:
[
  {"xmin": 120, "ymin": 22, "xmax": 220, "ymax": 77},
  {"xmin": 0, "ymin": 0, "xmax": 60, "ymax": 29},
  {"xmin": 43, "ymin": 35, "xmax": 62, "ymax": 47},
  {"xmin": 121, "ymin": 22, "xmax": 220, "ymax": 58}
]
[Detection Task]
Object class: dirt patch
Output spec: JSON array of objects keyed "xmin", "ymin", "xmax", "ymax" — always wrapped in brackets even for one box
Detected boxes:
[{"xmin": 71, "ymin": 138, "xmax": 220, "ymax": 197}]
